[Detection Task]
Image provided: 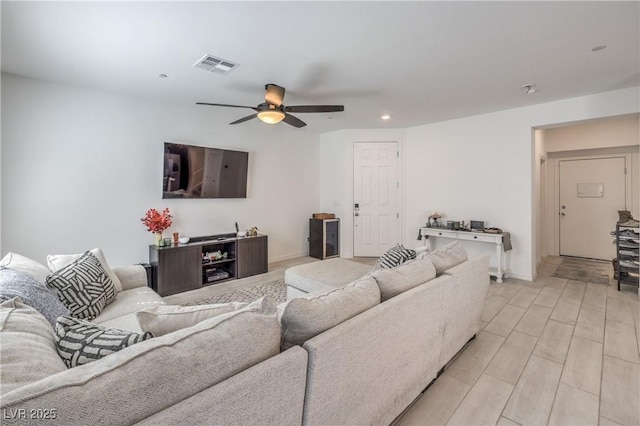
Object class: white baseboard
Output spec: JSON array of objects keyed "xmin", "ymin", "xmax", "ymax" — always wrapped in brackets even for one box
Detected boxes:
[
  {"xmin": 505, "ymin": 272, "xmax": 534, "ymax": 282},
  {"xmin": 268, "ymin": 252, "xmax": 308, "ymax": 264}
]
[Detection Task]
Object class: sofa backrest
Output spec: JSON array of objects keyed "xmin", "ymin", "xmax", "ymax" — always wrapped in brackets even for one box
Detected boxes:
[
  {"xmin": 301, "ymin": 274, "xmax": 452, "ymax": 426},
  {"xmin": 279, "ymin": 275, "xmax": 380, "ymax": 351},
  {"xmin": 137, "ymin": 346, "xmax": 309, "ymax": 426},
  {"xmin": 438, "ymin": 255, "xmax": 490, "ymax": 368},
  {"xmin": 370, "ymin": 257, "xmax": 437, "ymax": 301}
]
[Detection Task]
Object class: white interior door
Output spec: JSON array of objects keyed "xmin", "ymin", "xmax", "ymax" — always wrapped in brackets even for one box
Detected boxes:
[
  {"xmin": 353, "ymin": 142, "xmax": 399, "ymax": 257},
  {"xmin": 559, "ymin": 157, "xmax": 626, "ymax": 260}
]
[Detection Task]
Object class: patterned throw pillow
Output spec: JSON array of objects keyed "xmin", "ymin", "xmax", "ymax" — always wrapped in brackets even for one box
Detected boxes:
[
  {"xmin": 55, "ymin": 315, "xmax": 153, "ymax": 368},
  {"xmin": 46, "ymin": 251, "xmax": 116, "ymax": 320},
  {"xmin": 0, "ymin": 267, "xmax": 70, "ymax": 327},
  {"xmin": 372, "ymin": 244, "xmax": 417, "ymax": 271}
]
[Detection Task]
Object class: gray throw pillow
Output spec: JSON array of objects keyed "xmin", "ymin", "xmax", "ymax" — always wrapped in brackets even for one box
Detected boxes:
[
  {"xmin": 0, "ymin": 267, "xmax": 70, "ymax": 327},
  {"xmin": 55, "ymin": 315, "xmax": 153, "ymax": 368},
  {"xmin": 46, "ymin": 251, "xmax": 116, "ymax": 320}
]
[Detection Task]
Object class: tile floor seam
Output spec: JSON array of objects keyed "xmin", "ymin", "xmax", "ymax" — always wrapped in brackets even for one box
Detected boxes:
[
  {"xmin": 440, "ymin": 383, "xmax": 472, "ymax": 425},
  {"xmin": 494, "ymin": 333, "xmax": 537, "ymax": 421},
  {"xmin": 547, "ymin": 326, "xmax": 577, "ymax": 426},
  {"xmin": 604, "ymin": 319, "xmax": 640, "ymax": 365},
  {"xmin": 560, "ymin": 291, "xmax": 603, "ymax": 396}
]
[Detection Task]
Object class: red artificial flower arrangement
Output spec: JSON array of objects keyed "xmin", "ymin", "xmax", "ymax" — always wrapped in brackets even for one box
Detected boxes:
[{"xmin": 141, "ymin": 208, "xmax": 173, "ymax": 234}]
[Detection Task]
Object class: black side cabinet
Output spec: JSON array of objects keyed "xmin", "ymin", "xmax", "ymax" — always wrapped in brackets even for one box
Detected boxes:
[{"xmin": 309, "ymin": 218, "xmax": 340, "ymax": 260}]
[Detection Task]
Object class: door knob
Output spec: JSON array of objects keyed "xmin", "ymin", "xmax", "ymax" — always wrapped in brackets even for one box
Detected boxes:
[
  {"xmin": 355, "ymin": 212, "xmax": 359, "ymax": 217},
  {"xmin": 561, "ymin": 212, "xmax": 566, "ymax": 216}
]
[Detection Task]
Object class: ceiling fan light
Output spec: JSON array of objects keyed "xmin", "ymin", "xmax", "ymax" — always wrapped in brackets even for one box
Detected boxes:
[{"xmin": 257, "ymin": 110, "xmax": 285, "ymax": 124}]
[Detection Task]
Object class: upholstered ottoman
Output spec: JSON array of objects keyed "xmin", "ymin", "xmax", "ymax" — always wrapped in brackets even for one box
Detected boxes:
[{"xmin": 284, "ymin": 258, "xmax": 372, "ymax": 299}]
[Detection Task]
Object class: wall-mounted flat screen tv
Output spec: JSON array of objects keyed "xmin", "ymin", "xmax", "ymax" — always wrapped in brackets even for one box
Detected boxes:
[{"xmin": 163, "ymin": 142, "xmax": 248, "ymax": 199}]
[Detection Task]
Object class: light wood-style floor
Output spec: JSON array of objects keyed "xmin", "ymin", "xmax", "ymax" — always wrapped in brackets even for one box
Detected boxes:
[
  {"xmin": 396, "ymin": 256, "xmax": 640, "ymax": 426},
  {"xmin": 163, "ymin": 255, "xmax": 639, "ymax": 426}
]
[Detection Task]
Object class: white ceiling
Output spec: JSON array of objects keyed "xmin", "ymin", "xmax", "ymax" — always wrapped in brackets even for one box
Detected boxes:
[{"xmin": 2, "ymin": 1, "xmax": 639, "ymax": 133}]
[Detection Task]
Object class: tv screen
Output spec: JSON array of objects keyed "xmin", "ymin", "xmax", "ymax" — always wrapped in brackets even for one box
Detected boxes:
[{"xmin": 163, "ymin": 143, "xmax": 248, "ymax": 199}]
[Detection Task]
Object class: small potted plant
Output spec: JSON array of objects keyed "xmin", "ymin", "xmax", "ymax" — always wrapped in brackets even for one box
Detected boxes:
[{"xmin": 141, "ymin": 208, "xmax": 173, "ymax": 246}]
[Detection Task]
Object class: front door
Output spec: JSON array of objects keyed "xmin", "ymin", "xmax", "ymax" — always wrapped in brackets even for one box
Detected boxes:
[
  {"xmin": 559, "ymin": 157, "xmax": 626, "ymax": 260},
  {"xmin": 353, "ymin": 142, "xmax": 400, "ymax": 257}
]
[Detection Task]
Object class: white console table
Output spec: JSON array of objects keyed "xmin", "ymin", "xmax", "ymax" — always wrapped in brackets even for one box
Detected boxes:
[{"xmin": 420, "ymin": 228, "xmax": 508, "ymax": 283}]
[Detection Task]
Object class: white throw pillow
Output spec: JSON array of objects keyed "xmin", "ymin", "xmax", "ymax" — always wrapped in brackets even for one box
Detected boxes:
[
  {"xmin": 137, "ymin": 302, "xmax": 248, "ymax": 336},
  {"xmin": 0, "ymin": 297, "xmax": 68, "ymax": 395},
  {"xmin": 47, "ymin": 248, "xmax": 123, "ymax": 293},
  {"xmin": 0, "ymin": 252, "xmax": 50, "ymax": 286}
]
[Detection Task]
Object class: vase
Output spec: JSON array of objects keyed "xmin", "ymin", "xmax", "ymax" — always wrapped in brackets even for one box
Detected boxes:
[{"xmin": 154, "ymin": 233, "xmax": 163, "ymax": 247}]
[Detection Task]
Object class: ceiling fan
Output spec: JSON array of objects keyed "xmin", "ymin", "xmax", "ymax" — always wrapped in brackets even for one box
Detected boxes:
[{"xmin": 196, "ymin": 84, "xmax": 344, "ymax": 128}]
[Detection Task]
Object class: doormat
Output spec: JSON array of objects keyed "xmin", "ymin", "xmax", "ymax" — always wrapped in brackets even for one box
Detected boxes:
[
  {"xmin": 183, "ymin": 279, "xmax": 287, "ymax": 306},
  {"xmin": 551, "ymin": 257, "xmax": 611, "ymax": 284}
]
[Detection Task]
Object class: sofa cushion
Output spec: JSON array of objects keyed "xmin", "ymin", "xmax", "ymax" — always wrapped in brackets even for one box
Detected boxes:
[
  {"xmin": 46, "ymin": 251, "xmax": 116, "ymax": 320},
  {"xmin": 48, "ymin": 248, "xmax": 123, "ymax": 293},
  {"xmin": 418, "ymin": 241, "xmax": 468, "ymax": 275},
  {"xmin": 98, "ymin": 312, "xmax": 144, "ymax": 333},
  {"xmin": 93, "ymin": 286, "xmax": 165, "ymax": 324},
  {"xmin": 113, "ymin": 264, "xmax": 149, "ymax": 291},
  {"xmin": 0, "ymin": 298, "xmax": 67, "ymax": 395},
  {"xmin": 137, "ymin": 302, "xmax": 248, "ymax": 336},
  {"xmin": 280, "ymin": 275, "xmax": 380, "ymax": 350},
  {"xmin": 372, "ymin": 244, "xmax": 417, "ymax": 271},
  {"xmin": 55, "ymin": 315, "xmax": 153, "ymax": 368},
  {"xmin": 284, "ymin": 258, "xmax": 372, "ymax": 295},
  {"xmin": 371, "ymin": 257, "xmax": 437, "ymax": 301},
  {"xmin": 0, "ymin": 267, "xmax": 70, "ymax": 327},
  {"xmin": 0, "ymin": 297, "xmax": 280, "ymax": 426},
  {"xmin": 0, "ymin": 252, "xmax": 50, "ymax": 285}
]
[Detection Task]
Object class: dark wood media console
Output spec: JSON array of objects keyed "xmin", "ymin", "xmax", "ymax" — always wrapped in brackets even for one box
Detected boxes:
[{"xmin": 148, "ymin": 233, "xmax": 268, "ymax": 296}]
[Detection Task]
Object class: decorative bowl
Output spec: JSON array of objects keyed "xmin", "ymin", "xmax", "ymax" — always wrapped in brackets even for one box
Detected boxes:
[{"xmin": 178, "ymin": 237, "xmax": 190, "ymax": 244}]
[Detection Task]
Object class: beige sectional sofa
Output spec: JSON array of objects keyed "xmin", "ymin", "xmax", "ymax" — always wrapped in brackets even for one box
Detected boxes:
[
  {"xmin": 296, "ymin": 255, "xmax": 490, "ymax": 425},
  {"xmin": 0, "ymin": 249, "xmax": 489, "ymax": 426},
  {"xmin": 1, "ymin": 263, "xmax": 308, "ymax": 426}
]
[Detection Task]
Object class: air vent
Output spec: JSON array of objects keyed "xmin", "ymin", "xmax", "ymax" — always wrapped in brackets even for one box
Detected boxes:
[{"xmin": 194, "ymin": 54, "xmax": 239, "ymax": 75}]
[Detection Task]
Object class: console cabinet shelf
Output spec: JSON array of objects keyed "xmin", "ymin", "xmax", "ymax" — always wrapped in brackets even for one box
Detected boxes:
[{"xmin": 149, "ymin": 234, "xmax": 268, "ymax": 296}]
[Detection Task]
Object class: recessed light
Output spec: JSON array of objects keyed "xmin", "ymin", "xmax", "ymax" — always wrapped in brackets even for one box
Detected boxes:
[
  {"xmin": 159, "ymin": 73, "xmax": 168, "ymax": 78},
  {"xmin": 591, "ymin": 45, "xmax": 607, "ymax": 52},
  {"xmin": 381, "ymin": 114, "xmax": 391, "ymax": 120}
]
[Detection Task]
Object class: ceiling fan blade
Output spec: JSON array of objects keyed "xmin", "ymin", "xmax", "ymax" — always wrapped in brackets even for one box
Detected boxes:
[
  {"xmin": 284, "ymin": 105, "xmax": 344, "ymax": 113},
  {"xmin": 265, "ymin": 84, "xmax": 285, "ymax": 107},
  {"xmin": 282, "ymin": 113, "xmax": 307, "ymax": 128},
  {"xmin": 230, "ymin": 114, "xmax": 258, "ymax": 125},
  {"xmin": 196, "ymin": 102, "xmax": 257, "ymax": 110}
]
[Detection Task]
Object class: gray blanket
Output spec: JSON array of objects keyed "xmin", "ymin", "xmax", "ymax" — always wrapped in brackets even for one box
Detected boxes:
[{"xmin": 502, "ymin": 232, "xmax": 512, "ymax": 251}]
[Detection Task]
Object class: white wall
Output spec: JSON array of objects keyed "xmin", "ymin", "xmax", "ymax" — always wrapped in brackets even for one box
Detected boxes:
[
  {"xmin": 318, "ymin": 128, "xmax": 405, "ymax": 258},
  {"xmin": 534, "ymin": 129, "xmax": 547, "ymax": 264},
  {"xmin": 1, "ymin": 74, "xmax": 321, "ymax": 266},
  {"xmin": 320, "ymin": 87, "xmax": 640, "ymax": 280},
  {"xmin": 544, "ymin": 114, "xmax": 639, "ymax": 152},
  {"xmin": 541, "ymin": 114, "xmax": 640, "ymax": 256}
]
